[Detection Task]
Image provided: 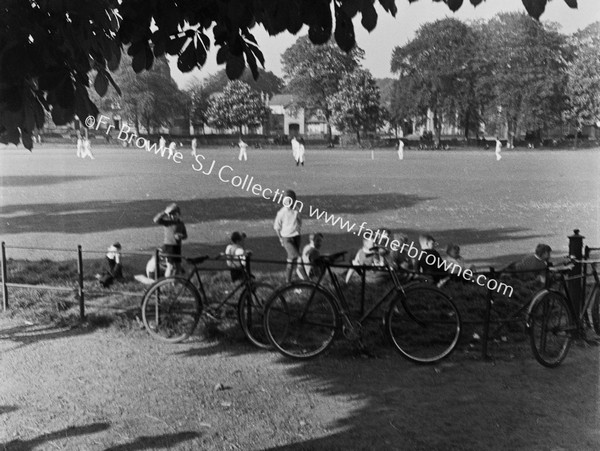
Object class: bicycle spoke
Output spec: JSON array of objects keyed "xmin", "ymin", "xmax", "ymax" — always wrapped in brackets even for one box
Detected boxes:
[
  {"xmin": 529, "ymin": 291, "xmax": 573, "ymax": 367},
  {"xmin": 265, "ymin": 283, "xmax": 337, "ymax": 359},
  {"xmin": 387, "ymin": 285, "xmax": 461, "ymax": 364}
]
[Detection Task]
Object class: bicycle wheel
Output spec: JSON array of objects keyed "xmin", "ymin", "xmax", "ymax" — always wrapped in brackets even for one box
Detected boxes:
[
  {"xmin": 141, "ymin": 277, "xmax": 202, "ymax": 343},
  {"xmin": 590, "ymin": 288, "xmax": 600, "ymax": 335},
  {"xmin": 264, "ymin": 282, "xmax": 338, "ymax": 359},
  {"xmin": 237, "ymin": 282, "xmax": 274, "ymax": 349},
  {"xmin": 386, "ymin": 284, "xmax": 461, "ymax": 364},
  {"xmin": 528, "ymin": 290, "xmax": 573, "ymax": 368}
]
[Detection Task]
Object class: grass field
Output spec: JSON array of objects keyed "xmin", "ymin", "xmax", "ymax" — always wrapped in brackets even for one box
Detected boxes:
[
  {"xmin": 2, "ymin": 143, "xmax": 600, "ymax": 450},
  {"xmin": 1, "ymin": 143, "xmax": 598, "ymax": 272}
]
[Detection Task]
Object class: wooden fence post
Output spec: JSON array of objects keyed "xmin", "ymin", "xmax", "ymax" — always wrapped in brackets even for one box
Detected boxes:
[
  {"xmin": 1, "ymin": 241, "xmax": 8, "ymax": 311},
  {"xmin": 77, "ymin": 245, "xmax": 85, "ymax": 320}
]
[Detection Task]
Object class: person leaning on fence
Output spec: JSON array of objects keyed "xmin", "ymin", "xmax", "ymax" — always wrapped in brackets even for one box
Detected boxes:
[
  {"xmin": 274, "ymin": 189, "xmax": 309, "ymax": 283},
  {"xmin": 225, "ymin": 231, "xmax": 249, "ymax": 282},
  {"xmin": 96, "ymin": 242, "xmax": 123, "ymax": 288},
  {"xmin": 154, "ymin": 203, "xmax": 188, "ymax": 277},
  {"xmin": 508, "ymin": 243, "xmax": 553, "ymax": 285},
  {"xmin": 302, "ymin": 232, "xmax": 323, "ymax": 279}
]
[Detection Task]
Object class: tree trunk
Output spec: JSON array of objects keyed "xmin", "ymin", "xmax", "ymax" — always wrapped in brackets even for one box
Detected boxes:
[
  {"xmin": 324, "ymin": 109, "xmax": 332, "ymax": 143},
  {"xmin": 356, "ymin": 129, "xmax": 361, "ymax": 145},
  {"xmin": 433, "ymin": 110, "xmax": 441, "ymax": 147},
  {"xmin": 464, "ymin": 110, "xmax": 470, "ymax": 141}
]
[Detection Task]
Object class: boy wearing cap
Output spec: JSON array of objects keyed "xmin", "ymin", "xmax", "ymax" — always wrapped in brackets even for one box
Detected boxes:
[
  {"xmin": 97, "ymin": 242, "xmax": 123, "ymax": 287},
  {"xmin": 154, "ymin": 203, "xmax": 188, "ymax": 276},
  {"xmin": 225, "ymin": 231, "xmax": 248, "ymax": 282},
  {"xmin": 274, "ymin": 189, "xmax": 308, "ymax": 283}
]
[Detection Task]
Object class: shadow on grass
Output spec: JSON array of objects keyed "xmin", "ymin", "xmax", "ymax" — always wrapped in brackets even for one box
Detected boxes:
[
  {"xmin": 0, "ymin": 175, "xmax": 103, "ymax": 187},
  {"xmin": 1, "ymin": 192, "xmax": 430, "ymax": 234},
  {"xmin": 103, "ymin": 431, "xmax": 201, "ymax": 450},
  {"xmin": 0, "ymin": 422, "xmax": 110, "ymax": 451},
  {"xmin": 0, "ymin": 405, "xmax": 19, "ymax": 415},
  {"xmin": 0, "ymin": 310, "xmax": 140, "ymax": 351}
]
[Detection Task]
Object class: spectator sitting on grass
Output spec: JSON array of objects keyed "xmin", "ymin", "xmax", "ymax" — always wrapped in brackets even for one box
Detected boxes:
[
  {"xmin": 302, "ymin": 232, "xmax": 324, "ymax": 279},
  {"xmin": 345, "ymin": 228, "xmax": 392, "ymax": 284},
  {"xmin": 96, "ymin": 242, "xmax": 123, "ymax": 288},
  {"xmin": 417, "ymin": 234, "xmax": 445, "ymax": 284},
  {"xmin": 225, "ymin": 231, "xmax": 249, "ymax": 282}
]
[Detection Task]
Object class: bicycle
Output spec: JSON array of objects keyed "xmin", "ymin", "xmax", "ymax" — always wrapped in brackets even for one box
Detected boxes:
[
  {"xmin": 526, "ymin": 246, "xmax": 600, "ymax": 368},
  {"xmin": 262, "ymin": 251, "xmax": 462, "ymax": 363},
  {"xmin": 140, "ymin": 252, "xmax": 273, "ymax": 346}
]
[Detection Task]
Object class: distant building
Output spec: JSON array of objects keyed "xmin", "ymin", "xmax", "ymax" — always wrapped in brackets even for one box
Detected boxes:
[{"xmin": 268, "ymin": 94, "xmax": 305, "ymax": 136}]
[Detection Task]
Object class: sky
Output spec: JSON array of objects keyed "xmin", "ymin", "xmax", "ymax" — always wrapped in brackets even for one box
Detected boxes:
[{"xmin": 170, "ymin": 0, "xmax": 600, "ymax": 88}]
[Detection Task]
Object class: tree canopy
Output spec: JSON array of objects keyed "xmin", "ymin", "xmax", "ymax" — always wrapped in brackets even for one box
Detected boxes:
[
  {"xmin": 564, "ymin": 22, "xmax": 600, "ymax": 135},
  {"xmin": 329, "ymin": 69, "xmax": 385, "ymax": 143},
  {"xmin": 206, "ymin": 80, "xmax": 270, "ymax": 134},
  {"xmin": 0, "ymin": 0, "xmax": 582, "ymax": 149},
  {"xmin": 391, "ymin": 18, "xmax": 479, "ymax": 144},
  {"xmin": 281, "ymin": 36, "xmax": 364, "ymax": 140}
]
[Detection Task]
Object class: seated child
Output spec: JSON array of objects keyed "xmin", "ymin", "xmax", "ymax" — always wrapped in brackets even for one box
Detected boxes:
[
  {"xmin": 346, "ymin": 228, "xmax": 392, "ymax": 284},
  {"xmin": 445, "ymin": 243, "xmax": 467, "ymax": 277},
  {"xmin": 512, "ymin": 243, "xmax": 552, "ymax": 284},
  {"xmin": 390, "ymin": 232, "xmax": 413, "ymax": 271},
  {"xmin": 225, "ymin": 231, "xmax": 248, "ymax": 282},
  {"xmin": 345, "ymin": 235, "xmax": 377, "ymax": 284},
  {"xmin": 417, "ymin": 234, "xmax": 444, "ymax": 283},
  {"xmin": 302, "ymin": 233, "xmax": 324, "ymax": 279},
  {"xmin": 96, "ymin": 242, "xmax": 123, "ymax": 288}
]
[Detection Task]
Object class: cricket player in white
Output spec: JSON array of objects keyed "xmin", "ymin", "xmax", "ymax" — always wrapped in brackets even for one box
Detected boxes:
[{"xmin": 397, "ymin": 139, "xmax": 404, "ymax": 160}]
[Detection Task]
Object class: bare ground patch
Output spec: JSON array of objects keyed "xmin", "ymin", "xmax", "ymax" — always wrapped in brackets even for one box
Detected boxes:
[{"xmin": 1, "ymin": 316, "xmax": 599, "ymax": 451}]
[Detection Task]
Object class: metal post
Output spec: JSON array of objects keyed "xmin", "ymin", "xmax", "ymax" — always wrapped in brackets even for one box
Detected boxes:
[
  {"xmin": 154, "ymin": 248, "xmax": 160, "ymax": 280},
  {"xmin": 568, "ymin": 229, "xmax": 584, "ymax": 317},
  {"xmin": 1, "ymin": 242, "xmax": 8, "ymax": 311},
  {"xmin": 360, "ymin": 268, "xmax": 366, "ymax": 316},
  {"xmin": 77, "ymin": 245, "xmax": 85, "ymax": 320},
  {"xmin": 481, "ymin": 267, "xmax": 494, "ymax": 360}
]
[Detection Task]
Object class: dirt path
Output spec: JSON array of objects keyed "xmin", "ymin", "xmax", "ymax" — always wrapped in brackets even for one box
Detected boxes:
[{"xmin": 1, "ymin": 316, "xmax": 599, "ymax": 450}]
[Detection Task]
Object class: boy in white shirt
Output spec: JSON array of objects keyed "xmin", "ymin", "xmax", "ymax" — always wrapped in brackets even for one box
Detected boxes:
[
  {"xmin": 302, "ymin": 233, "xmax": 323, "ymax": 279},
  {"xmin": 225, "ymin": 231, "xmax": 248, "ymax": 282},
  {"xmin": 274, "ymin": 189, "xmax": 308, "ymax": 282}
]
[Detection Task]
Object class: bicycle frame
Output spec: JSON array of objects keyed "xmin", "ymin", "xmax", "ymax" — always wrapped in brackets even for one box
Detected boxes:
[
  {"xmin": 301, "ymin": 260, "xmax": 407, "ymax": 328},
  {"xmin": 182, "ymin": 255, "xmax": 257, "ymax": 313},
  {"xmin": 554, "ymin": 260, "xmax": 600, "ymax": 328}
]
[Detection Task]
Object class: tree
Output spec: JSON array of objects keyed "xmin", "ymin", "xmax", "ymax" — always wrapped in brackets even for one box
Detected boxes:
[
  {"xmin": 206, "ymin": 81, "xmax": 270, "ymax": 134},
  {"xmin": 564, "ymin": 22, "xmax": 600, "ymax": 147},
  {"xmin": 282, "ymin": 36, "xmax": 364, "ymax": 141},
  {"xmin": 329, "ymin": 69, "xmax": 385, "ymax": 144},
  {"xmin": 391, "ymin": 18, "xmax": 479, "ymax": 145},
  {"xmin": 110, "ymin": 55, "xmax": 184, "ymax": 134},
  {"xmin": 479, "ymin": 13, "xmax": 571, "ymax": 147},
  {"xmin": 202, "ymin": 69, "xmax": 284, "ymax": 98},
  {"xmin": 0, "ymin": 0, "xmax": 582, "ymax": 149}
]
